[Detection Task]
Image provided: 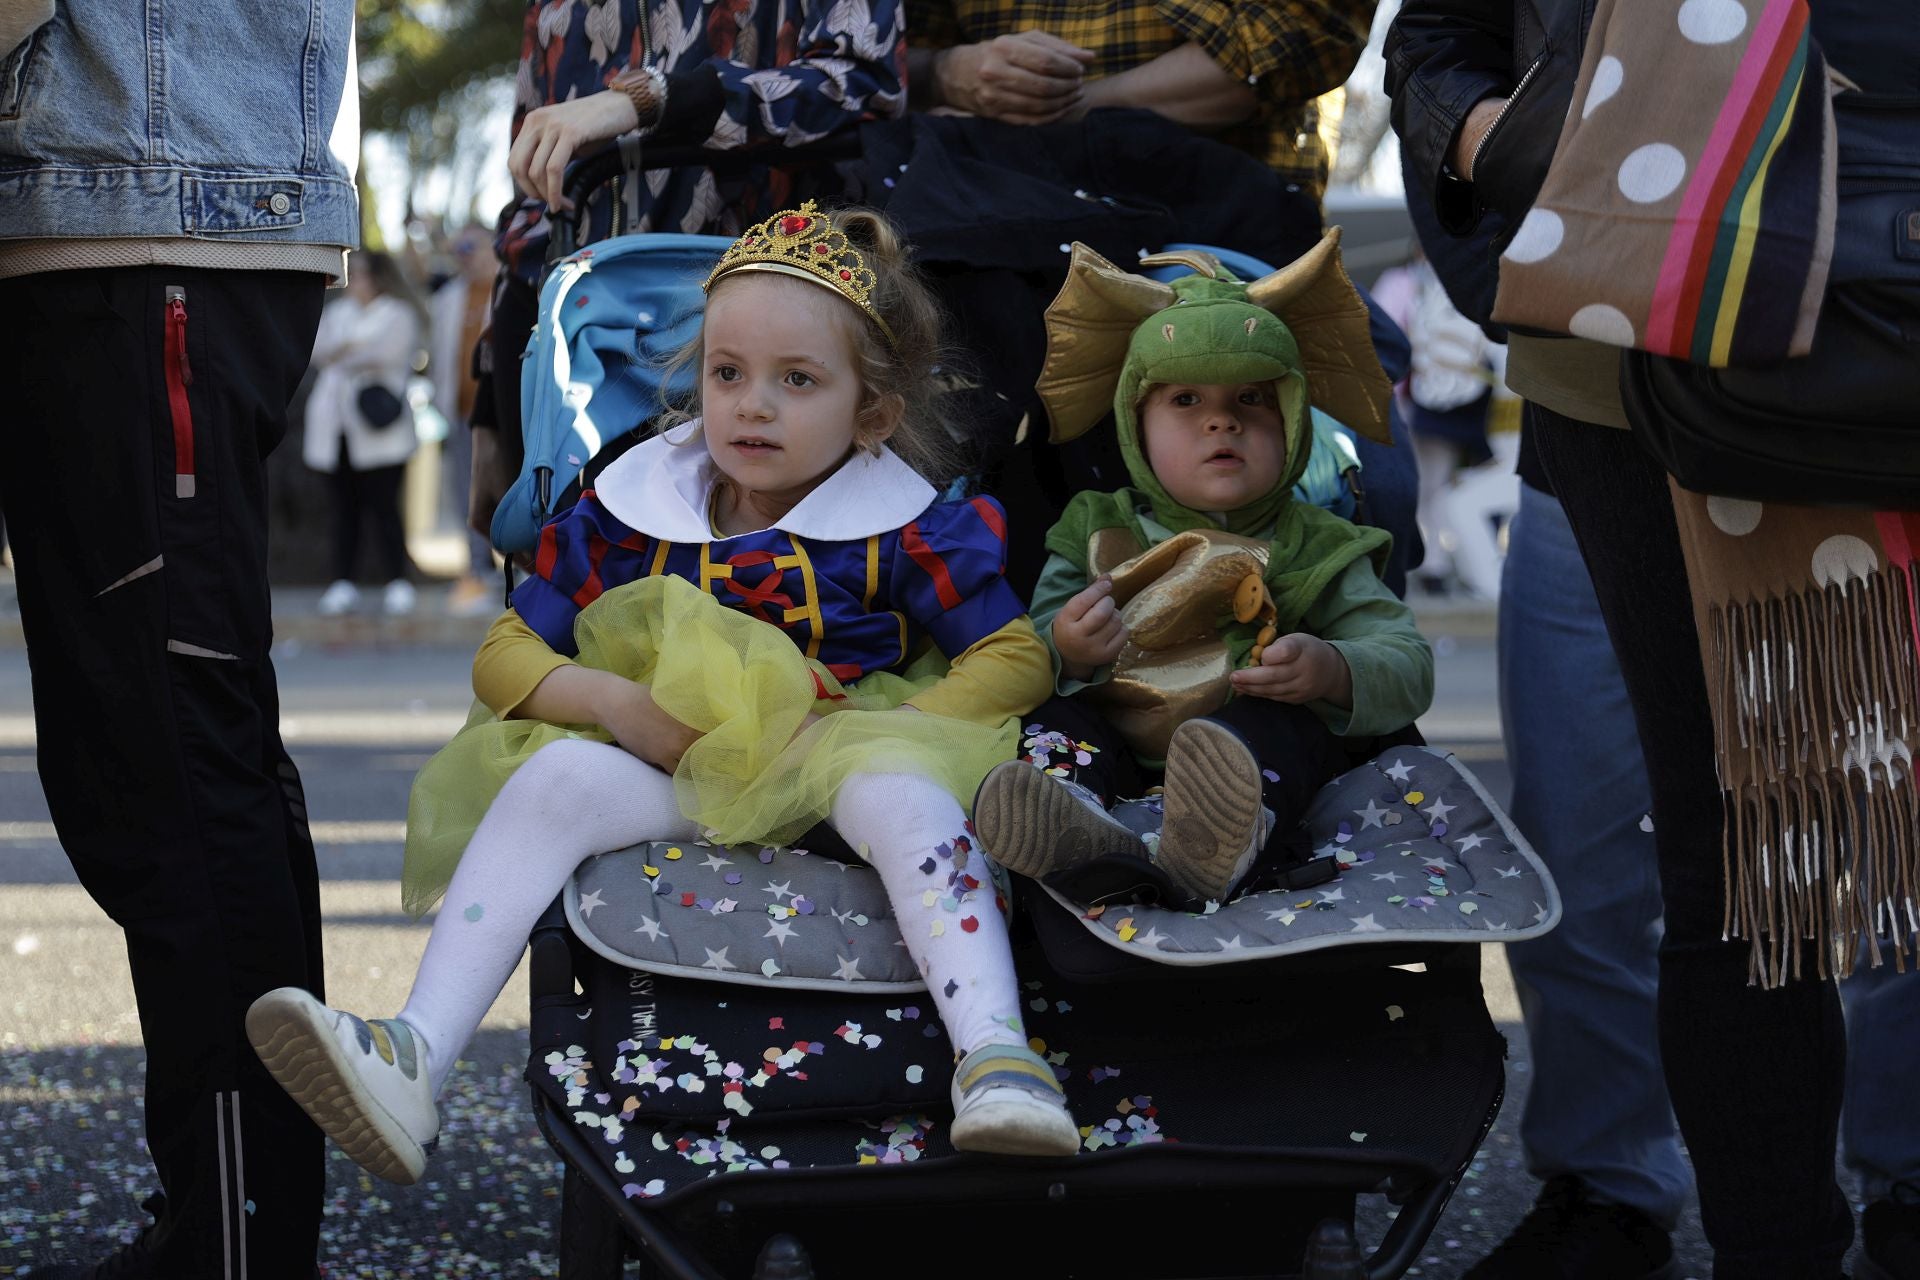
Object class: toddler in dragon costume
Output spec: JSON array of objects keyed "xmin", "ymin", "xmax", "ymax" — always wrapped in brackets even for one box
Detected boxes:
[{"xmin": 975, "ymin": 232, "xmax": 1436, "ymax": 909}]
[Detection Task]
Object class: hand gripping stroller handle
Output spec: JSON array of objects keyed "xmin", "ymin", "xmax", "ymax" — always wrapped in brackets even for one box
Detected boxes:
[{"xmin": 549, "ymin": 133, "xmax": 866, "ymax": 261}]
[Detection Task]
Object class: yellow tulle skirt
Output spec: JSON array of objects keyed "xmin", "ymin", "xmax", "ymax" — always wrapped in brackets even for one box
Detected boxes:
[{"xmin": 401, "ymin": 575, "xmax": 1020, "ymax": 917}]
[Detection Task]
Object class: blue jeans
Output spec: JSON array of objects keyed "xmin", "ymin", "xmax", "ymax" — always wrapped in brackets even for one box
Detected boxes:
[
  {"xmin": 1843, "ymin": 956, "xmax": 1920, "ymax": 1205},
  {"xmin": 1497, "ymin": 482, "xmax": 1691, "ymax": 1229}
]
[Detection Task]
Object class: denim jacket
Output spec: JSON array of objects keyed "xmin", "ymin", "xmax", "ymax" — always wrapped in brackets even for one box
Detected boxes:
[{"xmin": 0, "ymin": 0, "xmax": 359, "ymax": 248}]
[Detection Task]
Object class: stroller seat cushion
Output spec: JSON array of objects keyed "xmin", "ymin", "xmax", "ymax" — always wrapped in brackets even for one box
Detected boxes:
[
  {"xmin": 568, "ymin": 842, "xmax": 940, "ymax": 992},
  {"xmin": 566, "ymin": 748, "xmax": 1557, "ymax": 985},
  {"xmin": 1043, "ymin": 747, "xmax": 1561, "ymax": 964}
]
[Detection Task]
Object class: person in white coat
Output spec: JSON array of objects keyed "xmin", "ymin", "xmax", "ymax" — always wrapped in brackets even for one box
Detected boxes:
[{"xmin": 305, "ymin": 250, "xmax": 423, "ymax": 615}]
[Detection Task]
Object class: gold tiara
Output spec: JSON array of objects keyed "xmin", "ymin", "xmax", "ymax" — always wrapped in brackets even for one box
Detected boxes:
[{"xmin": 702, "ymin": 201, "xmax": 895, "ymax": 344}]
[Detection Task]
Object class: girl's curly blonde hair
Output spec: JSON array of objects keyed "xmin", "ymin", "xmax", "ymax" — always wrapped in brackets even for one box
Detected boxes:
[{"xmin": 660, "ymin": 207, "xmax": 971, "ymax": 488}]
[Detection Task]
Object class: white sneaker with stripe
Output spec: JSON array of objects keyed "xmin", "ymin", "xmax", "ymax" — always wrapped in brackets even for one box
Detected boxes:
[{"xmin": 246, "ymin": 987, "xmax": 439, "ymax": 1185}]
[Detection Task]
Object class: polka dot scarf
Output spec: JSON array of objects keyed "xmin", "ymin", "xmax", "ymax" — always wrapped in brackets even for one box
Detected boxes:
[
  {"xmin": 1491, "ymin": 0, "xmax": 1837, "ymax": 367},
  {"xmin": 1669, "ymin": 488, "xmax": 1920, "ymax": 987}
]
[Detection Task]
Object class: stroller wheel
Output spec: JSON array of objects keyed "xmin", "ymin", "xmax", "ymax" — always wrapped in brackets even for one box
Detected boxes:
[
  {"xmin": 1300, "ymin": 1218, "xmax": 1365, "ymax": 1280},
  {"xmin": 754, "ymin": 1234, "xmax": 815, "ymax": 1280},
  {"xmin": 558, "ymin": 1164, "xmax": 630, "ymax": 1279}
]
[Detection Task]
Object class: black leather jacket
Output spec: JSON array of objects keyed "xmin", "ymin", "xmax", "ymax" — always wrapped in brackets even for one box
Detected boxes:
[{"xmin": 1382, "ymin": 0, "xmax": 1597, "ymax": 260}]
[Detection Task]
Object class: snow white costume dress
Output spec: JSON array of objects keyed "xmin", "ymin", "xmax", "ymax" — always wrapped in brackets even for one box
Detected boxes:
[{"xmin": 400, "ymin": 208, "xmax": 1048, "ymax": 917}]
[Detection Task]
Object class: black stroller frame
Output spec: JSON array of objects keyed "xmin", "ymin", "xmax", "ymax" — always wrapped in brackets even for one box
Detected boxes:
[
  {"xmin": 530, "ymin": 897, "xmax": 1506, "ymax": 1280},
  {"xmin": 517, "ymin": 143, "xmax": 1511, "ymax": 1279}
]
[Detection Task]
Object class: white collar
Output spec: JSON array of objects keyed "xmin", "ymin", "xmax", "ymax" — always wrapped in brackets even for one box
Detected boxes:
[{"xmin": 592, "ymin": 420, "xmax": 939, "ymax": 542}]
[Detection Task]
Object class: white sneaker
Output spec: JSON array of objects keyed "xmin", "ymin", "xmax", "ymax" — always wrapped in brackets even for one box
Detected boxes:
[
  {"xmin": 381, "ymin": 578, "xmax": 416, "ymax": 616},
  {"xmin": 949, "ymin": 1042, "xmax": 1079, "ymax": 1157},
  {"xmin": 246, "ymin": 987, "xmax": 440, "ymax": 1185},
  {"xmin": 316, "ymin": 579, "xmax": 359, "ymax": 616}
]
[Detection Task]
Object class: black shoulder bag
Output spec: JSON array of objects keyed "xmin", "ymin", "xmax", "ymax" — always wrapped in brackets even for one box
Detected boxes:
[
  {"xmin": 355, "ymin": 383, "xmax": 407, "ymax": 430},
  {"xmin": 1622, "ymin": 94, "xmax": 1920, "ymax": 507}
]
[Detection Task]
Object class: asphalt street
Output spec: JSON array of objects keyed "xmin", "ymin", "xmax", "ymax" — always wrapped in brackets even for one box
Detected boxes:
[{"xmin": 0, "ymin": 611, "xmax": 1866, "ymax": 1278}]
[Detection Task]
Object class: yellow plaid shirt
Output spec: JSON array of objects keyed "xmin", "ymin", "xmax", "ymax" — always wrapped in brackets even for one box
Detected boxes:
[{"xmin": 908, "ymin": 0, "xmax": 1372, "ymax": 198}]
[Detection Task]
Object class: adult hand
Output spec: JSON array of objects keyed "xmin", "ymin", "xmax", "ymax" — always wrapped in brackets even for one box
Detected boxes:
[
  {"xmin": 1230, "ymin": 634, "xmax": 1353, "ymax": 708},
  {"xmin": 935, "ymin": 32, "xmax": 1095, "ymax": 125},
  {"xmin": 601, "ymin": 681, "xmax": 705, "ymax": 774},
  {"xmin": 508, "ymin": 91, "xmax": 641, "ymax": 211},
  {"xmin": 1052, "ymin": 577, "xmax": 1127, "ymax": 681},
  {"xmin": 1450, "ymin": 96, "xmax": 1508, "ymax": 182}
]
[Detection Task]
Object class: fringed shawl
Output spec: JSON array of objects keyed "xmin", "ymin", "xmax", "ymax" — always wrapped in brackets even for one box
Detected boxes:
[{"xmin": 1671, "ymin": 489, "xmax": 1920, "ymax": 985}]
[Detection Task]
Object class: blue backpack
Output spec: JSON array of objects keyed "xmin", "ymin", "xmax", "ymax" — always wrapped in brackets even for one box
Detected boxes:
[{"xmin": 491, "ymin": 233, "xmax": 730, "ymax": 557}]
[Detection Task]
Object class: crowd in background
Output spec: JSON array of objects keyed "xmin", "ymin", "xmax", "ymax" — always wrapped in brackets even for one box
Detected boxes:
[{"xmin": 291, "ymin": 221, "xmax": 501, "ymax": 617}]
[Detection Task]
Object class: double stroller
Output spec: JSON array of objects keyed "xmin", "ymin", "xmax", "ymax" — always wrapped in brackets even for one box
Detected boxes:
[{"xmin": 490, "ymin": 143, "xmax": 1561, "ymax": 1280}]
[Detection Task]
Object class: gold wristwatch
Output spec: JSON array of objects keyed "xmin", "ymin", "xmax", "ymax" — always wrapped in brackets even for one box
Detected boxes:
[{"xmin": 608, "ymin": 64, "xmax": 667, "ymax": 130}]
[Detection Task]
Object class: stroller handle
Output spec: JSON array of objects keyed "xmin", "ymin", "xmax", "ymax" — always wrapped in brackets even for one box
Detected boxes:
[{"xmin": 550, "ymin": 133, "xmax": 866, "ymax": 260}]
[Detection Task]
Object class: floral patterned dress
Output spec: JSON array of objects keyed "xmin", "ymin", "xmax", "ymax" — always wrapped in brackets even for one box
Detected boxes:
[{"xmin": 496, "ymin": 0, "xmax": 906, "ymax": 282}]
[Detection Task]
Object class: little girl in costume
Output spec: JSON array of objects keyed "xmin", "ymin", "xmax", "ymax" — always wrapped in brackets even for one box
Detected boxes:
[
  {"xmin": 975, "ymin": 234, "xmax": 1435, "ymax": 910},
  {"xmin": 247, "ymin": 204, "xmax": 1080, "ymax": 1178}
]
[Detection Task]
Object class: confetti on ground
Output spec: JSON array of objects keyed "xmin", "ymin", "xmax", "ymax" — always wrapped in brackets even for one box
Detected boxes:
[{"xmin": 0, "ymin": 1035, "xmax": 592, "ymax": 1276}]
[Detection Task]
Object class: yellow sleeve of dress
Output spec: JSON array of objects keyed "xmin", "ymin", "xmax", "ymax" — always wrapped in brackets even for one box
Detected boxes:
[
  {"xmin": 904, "ymin": 616, "xmax": 1053, "ymax": 726},
  {"xmin": 471, "ymin": 609, "xmax": 575, "ymax": 718}
]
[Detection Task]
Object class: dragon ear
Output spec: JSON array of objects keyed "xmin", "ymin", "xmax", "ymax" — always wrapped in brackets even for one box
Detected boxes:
[
  {"xmin": 1137, "ymin": 248, "xmax": 1225, "ymax": 279},
  {"xmin": 1034, "ymin": 242, "xmax": 1179, "ymax": 444},
  {"xmin": 1244, "ymin": 227, "xmax": 1394, "ymax": 445}
]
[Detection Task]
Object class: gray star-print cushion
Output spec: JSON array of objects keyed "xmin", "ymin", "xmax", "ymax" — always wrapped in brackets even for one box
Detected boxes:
[
  {"xmin": 1043, "ymin": 747, "xmax": 1561, "ymax": 961},
  {"xmin": 566, "ymin": 747, "xmax": 1559, "ymax": 987},
  {"xmin": 566, "ymin": 838, "xmax": 1009, "ymax": 994}
]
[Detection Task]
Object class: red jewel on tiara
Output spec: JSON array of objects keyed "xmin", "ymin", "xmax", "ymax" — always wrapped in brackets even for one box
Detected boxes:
[
  {"xmin": 778, "ymin": 215, "xmax": 811, "ymax": 236},
  {"xmin": 813, "ymin": 244, "xmax": 829, "ymax": 254},
  {"xmin": 839, "ymin": 270, "xmax": 851, "ymax": 280}
]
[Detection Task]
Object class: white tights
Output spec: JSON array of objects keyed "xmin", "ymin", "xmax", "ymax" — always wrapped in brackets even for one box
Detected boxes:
[{"xmin": 397, "ymin": 738, "xmax": 1025, "ymax": 1093}]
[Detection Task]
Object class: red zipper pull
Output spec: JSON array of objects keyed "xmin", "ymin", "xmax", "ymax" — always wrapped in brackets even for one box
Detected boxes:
[
  {"xmin": 168, "ymin": 295, "xmax": 193, "ymax": 385},
  {"xmin": 163, "ymin": 287, "xmax": 197, "ymax": 498}
]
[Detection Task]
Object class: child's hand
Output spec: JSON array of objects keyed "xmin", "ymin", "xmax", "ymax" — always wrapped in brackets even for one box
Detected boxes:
[
  {"xmin": 1230, "ymin": 634, "xmax": 1353, "ymax": 708},
  {"xmin": 601, "ymin": 681, "xmax": 704, "ymax": 773},
  {"xmin": 1053, "ymin": 577, "xmax": 1128, "ymax": 681}
]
